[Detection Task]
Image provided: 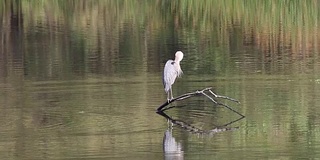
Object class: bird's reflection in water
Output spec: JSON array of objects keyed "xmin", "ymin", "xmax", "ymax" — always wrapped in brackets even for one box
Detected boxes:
[{"xmin": 163, "ymin": 127, "xmax": 184, "ymax": 160}]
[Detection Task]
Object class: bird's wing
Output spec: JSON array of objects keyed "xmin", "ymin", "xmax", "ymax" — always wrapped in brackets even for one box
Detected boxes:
[{"xmin": 163, "ymin": 60, "xmax": 178, "ymax": 92}]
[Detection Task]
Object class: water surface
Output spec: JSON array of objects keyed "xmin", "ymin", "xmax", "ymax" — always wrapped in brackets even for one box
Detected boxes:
[{"xmin": 1, "ymin": 1, "xmax": 320, "ymax": 159}]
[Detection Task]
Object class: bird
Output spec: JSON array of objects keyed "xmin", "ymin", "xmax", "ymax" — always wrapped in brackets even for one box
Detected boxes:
[{"xmin": 162, "ymin": 51, "xmax": 184, "ymax": 102}]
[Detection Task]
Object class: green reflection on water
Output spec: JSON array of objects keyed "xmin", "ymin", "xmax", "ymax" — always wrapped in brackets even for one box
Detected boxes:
[
  {"xmin": 1, "ymin": 0, "xmax": 320, "ymax": 159},
  {"xmin": 1, "ymin": 0, "xmax": 319, "ymax": 79}
]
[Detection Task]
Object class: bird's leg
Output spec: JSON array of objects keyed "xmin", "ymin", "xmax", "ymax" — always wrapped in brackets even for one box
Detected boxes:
[
  {"xmin": 167, "ymin": 119, "xmax": 173, "ymax": 128},
  {"xmin": 167, "ymin": 92, "xmax": 170, "ymax": 103},
  {"xmin": 170, "ymin": 88, "xmax": 174, "ymax": 100}
]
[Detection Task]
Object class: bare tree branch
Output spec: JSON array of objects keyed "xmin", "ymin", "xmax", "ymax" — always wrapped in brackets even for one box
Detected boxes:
[{"xmin": 157, "ymin": 87, "xmax": 245, "ymax": 118}]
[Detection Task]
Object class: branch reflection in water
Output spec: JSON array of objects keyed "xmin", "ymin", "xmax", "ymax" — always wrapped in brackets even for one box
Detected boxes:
[{"xmin": 158, "ymin": 110, "xmax": 244, "ymax": 160}]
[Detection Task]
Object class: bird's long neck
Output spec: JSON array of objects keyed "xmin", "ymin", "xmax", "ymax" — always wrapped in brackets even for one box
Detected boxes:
[{"xmin": 174, "ymin": 59, "xmax": 181, "ymax": 64}]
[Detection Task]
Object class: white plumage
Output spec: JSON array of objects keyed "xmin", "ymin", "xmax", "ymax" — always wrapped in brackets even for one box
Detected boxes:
[{"xmin": 162, "ymin": 51, "xmax": 184, "ymax": 101}]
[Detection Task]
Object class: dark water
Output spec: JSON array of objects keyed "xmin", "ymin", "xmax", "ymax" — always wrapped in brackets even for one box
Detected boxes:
[{"xmin": 1, "ymin": 1, "xmax": 320, "ymax": 159}]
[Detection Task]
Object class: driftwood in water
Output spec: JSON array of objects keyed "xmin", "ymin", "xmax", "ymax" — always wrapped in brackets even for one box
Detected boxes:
[{"xmin": 157, "ymin": 87, "xmax": 245, "ymax": 118}]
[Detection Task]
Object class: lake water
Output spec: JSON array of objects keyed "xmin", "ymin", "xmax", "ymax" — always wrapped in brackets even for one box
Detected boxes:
[{"xmin": 1, "ymin": 1, "xmax": 320, "ymax": 159}]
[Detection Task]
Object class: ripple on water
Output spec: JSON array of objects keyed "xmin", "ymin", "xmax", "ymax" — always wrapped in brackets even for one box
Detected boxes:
[{"xmin": 0, "ymin": 78, "xmax": 165, "ymax": 159}]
